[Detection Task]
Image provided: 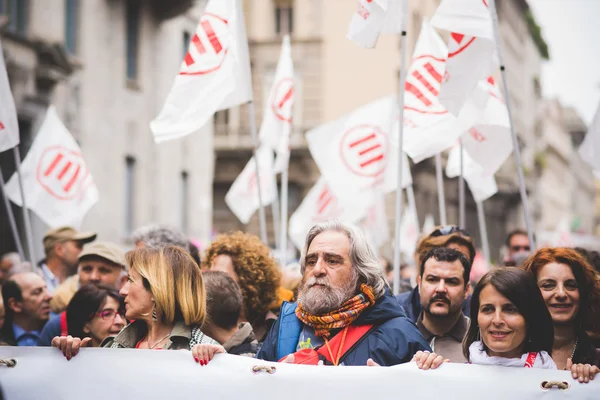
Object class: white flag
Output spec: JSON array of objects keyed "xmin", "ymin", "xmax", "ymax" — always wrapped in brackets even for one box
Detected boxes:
[
  {"xmin": 401, "ymin": 19, "xmax": 477, "ymax": 163},
  {"xmin": 225, "ymin": 146, "xmax": 277, "ymax": 224},
  {"xmin": 258, "ymin": 35, "xmax": 294, "ymax": 173},
  {"xmin": 4, "ymin": 106, "xmax": 98, "ymax": 227},
  {"xmin": 307, "ymin": 95, "xmax": 411, "ymax": 202},
  {"xmin": 579, "ymin": 101, "xmax": 600, "ymax": 173},
  {"xmin": 460, "ymin": 77, "xmax": 512, "ymax": 176},
  {"xmin": 431, "ymin": 0, "xmax": 496, "ymax": 115},
  {"xmin": 446, "ymin": 144, "xmax": 497, "ymax": 202},
  {"xmin": 360, "ymin": 192, "xmax": 389, "ymax": 250},
  {"xmin": 346, "ymin": 0, "xmax": 388, "ymax": 49},
  {"xmin": 150, "ymin": 0, "xmax": 251, "ymax": 143},
  {"xmin": 0, "ymin": 38, "xmax": 19, "ymax": 153},
  {"xmin": 399, "ymin": 197, "xmax": 419, "ymax": 258},
  {"xmin": 288, "ymin": 177, "xmax": 370, "ymax": 251}
]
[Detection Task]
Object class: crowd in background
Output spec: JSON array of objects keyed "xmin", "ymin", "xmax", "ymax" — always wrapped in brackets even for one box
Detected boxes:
[{"xmin": 1, "ymin": 220, "xmax": 599, "ymax": 383}]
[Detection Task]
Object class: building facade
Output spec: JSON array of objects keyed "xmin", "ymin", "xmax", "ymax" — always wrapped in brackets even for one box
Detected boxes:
[{"xmin": 0, "ymin": 0, "xmax": 214, "ymax": 259}]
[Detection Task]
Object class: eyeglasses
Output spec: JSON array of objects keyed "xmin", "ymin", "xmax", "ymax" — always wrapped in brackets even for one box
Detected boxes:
[
  {"xmin": 429, "ymin": 225, "xmax": 471, "ymax": 238},
  {"xmin": 510, "ymin": 245, "xmax": 531, "ymax": 252},
  {"xmin": 93, "ymin": 309, "xmax": 125, "ymax": 321}
]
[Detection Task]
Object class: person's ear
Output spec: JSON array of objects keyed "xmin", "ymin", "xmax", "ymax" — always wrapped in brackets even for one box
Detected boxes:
[
  {"xmin": 83, "ymin": 322, "xmax": 91, "ymax": 334},
  {"xmin": 465, "ymin": 282, "xmax": 471, "ymax": 300},
  {"xmin": 416, "ymin": 275, "xmax": 422, "ymax": 290},
  {"xmin": 7, "ymin": 297, "xmax": 23, "ymax": 314},
  {"xmin": 54, "ymin": 243, "xmax": 65, "ymax": 257}
]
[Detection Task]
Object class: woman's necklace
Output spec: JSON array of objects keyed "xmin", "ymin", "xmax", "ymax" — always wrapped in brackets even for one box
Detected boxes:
[
  {"xmin": 147, "ymin": 331, "xmax": 171, "ymax": 349},
  {"xmin": 570, "ymin": 339, "xmax": 579, "ymax": 359}
]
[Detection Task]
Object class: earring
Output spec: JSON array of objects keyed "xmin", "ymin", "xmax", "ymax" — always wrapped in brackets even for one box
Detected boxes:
[
  {"xmin": 476, "ymin": 330, "xmax": 481, "ymax": 342},
  {"xmin": 152, "ymin": 303, "xmax": 158, "ymax": 322}
]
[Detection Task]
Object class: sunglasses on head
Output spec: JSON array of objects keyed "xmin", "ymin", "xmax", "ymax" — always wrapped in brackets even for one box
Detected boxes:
[{"xmin": 429, "ymin": 225, "xmax": 471, "ymax": 238}]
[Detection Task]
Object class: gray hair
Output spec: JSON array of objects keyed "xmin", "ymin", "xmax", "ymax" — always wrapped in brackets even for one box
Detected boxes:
[
  {"xmin": 1, "ymin": 252, "xmax": 21, "ymax": 265},
  {"xmin": 131, "ymin": 224, "xmax": 189, "ymax": 250},
  {"xmin": 300, "ymin": 219, "xmax": 388, "ymax": 299}
]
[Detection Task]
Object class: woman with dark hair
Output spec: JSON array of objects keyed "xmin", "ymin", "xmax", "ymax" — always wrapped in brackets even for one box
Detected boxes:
[
  {"xmin": 66, "ymin": 284, "xmax": 126, "ymax": 347},
  {"xmin": 522, "ymin": 248, "xmax": 600, "ymax": 374},
  {"xmin": 411, "ymin": 268, "xmax": 598, "ymax": 382}
]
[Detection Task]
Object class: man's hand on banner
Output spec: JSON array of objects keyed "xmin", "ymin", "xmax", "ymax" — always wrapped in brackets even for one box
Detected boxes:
[
  {"xmin": 412, "ymin": 350, "xmax": 449, "ymax": 370},
  {"xmin": 191, "ymin": 344, "xmax": 225, "ymax": 366},
  {"xmin": 51, "ymin": 336, "xmax": 92, "ymax": 360}
]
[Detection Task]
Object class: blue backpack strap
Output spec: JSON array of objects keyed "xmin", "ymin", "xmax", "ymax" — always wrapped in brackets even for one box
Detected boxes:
[{"xmin": 276, "ymin": 301, "xmax": 302, "ymax": 360}]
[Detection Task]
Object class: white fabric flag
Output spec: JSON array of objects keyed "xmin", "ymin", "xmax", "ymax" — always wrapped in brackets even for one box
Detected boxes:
[
  {"xmin": 460, "ymin": 77, "xmax": 512, "ymax": 176},
  {"xmin": 401, "ymin": 19, "xmax": 477, "ymax": 163},
  {"xmin": 360, "ymin": 192, "xmax": 389, "ymax": 250},
  {"xmin": 306, "ymin": 95, "xmax": 411, "ymax": 202},
  {"xmin": 431, "ymin": 0, "xmax": 496, "ymax": 115},
  {"xmin": 4, "ymin": 106, "xmax": 98, "ymax": 227},
  {"xmin": 225, "ymin": 146, "xmax": 277, "ymax": 224},
  {"xmin": 579, "ymin": 101, "xmax": 600, "ymax": 173},
  {"xmin": 0, "ymin": 38, "xmax": 19, "ymax": 153},
  {"xmin": 150, "ymin": 0, "xmax": 251, "ymax": 143},
  {"xmin": 399, "ymin": 196, "xmax": 419, "ymax": 258},
  {"xmin": 288, "ymin": 177, "xmax": 370, "ymax": 251},
  {"xmin": 258, "ymin": 35, "xmax": 294, "ymax": 173},
  {"xmin": 346, "ymin": 0, "xmax": 388, "ymax": 49},
  {"xmin": 446, "ymin": 144, "xmax": 497, "ymax": 202}
]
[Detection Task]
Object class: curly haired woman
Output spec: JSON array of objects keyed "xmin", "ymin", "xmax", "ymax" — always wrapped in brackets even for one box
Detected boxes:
[{"xmin": 203, "ymin": 232, "xmax": 287, "ymax": 341}]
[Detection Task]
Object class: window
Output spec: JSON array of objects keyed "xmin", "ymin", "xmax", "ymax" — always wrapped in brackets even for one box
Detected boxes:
[
  {"xmin": 124, "ymin": 156, "xmax": 136, "ymax": 235},
  {"xmin": 2, "ymin": 0, "xmax": 28, "ymax": 36},
  {"xmin": 213, "ymin": 110, "xmax": 230, "ymax": 135},
  {"xmin": 180, "ymin": 171, "xmax": 189, "ymax": 233},
  {"xmin": 65, "ymin": 0, "xmax": 78, "ymax": 54},
  {"xmin": 274, "ymin": 2, "xmax": 293, "ymax": 35},
  {"xmin": 125, "ymin": 0, "xmax": 140, "ymax": 81},
  {"xmin": 183, "ymin": 30, "xmax": 191, "ymax": 61}
]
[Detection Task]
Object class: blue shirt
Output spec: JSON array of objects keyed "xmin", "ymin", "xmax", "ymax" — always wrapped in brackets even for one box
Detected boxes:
[
  {"xmin": 13, "ymin": 324, "xmax": 41, "ymax": 346},
  {"xmin": 40, "ymin": 263, "xmax": 59, "ymax": 294}
]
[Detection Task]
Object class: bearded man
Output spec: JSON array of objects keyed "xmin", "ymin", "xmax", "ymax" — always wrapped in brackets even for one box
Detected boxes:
[{"xmin": 256, "ymin": 220, "xmax": 429, "ymax": 366}]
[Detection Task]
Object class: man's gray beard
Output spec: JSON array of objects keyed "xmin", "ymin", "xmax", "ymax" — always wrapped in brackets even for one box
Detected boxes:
[{"xmin": 297, "ymin": 272, "xmax": 358, "ymax": 315}]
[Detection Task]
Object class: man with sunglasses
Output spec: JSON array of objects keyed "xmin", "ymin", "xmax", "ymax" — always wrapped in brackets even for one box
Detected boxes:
[
  {"xmin": 396, "ymin": 225, "xmax": 475, "ymax": 323},
  {"xmin": 36, "ymin": 242, "xmax": 127, "ymax": 346},
  {"xmin": 504, "ymin": 229, "xmax": 532, "ymax": 266}
]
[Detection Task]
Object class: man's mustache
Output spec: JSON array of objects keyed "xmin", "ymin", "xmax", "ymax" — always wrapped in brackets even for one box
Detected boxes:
[
  {"xmin": 429, "ymin": 294, "xmax": 450, "ymax": 305},
  {"xmin": 303, "ymin": 276, "xmax": 332, "ymax": 289}
]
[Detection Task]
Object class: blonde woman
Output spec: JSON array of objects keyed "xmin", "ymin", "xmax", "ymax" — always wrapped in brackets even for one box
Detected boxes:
[{"xmin": 53, "ymin": 246, "xmax": 216, "ymax": 359}]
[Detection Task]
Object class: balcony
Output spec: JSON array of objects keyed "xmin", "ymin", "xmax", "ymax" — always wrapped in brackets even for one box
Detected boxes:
[{"xmin": 147, "ymin": 0, "xmax": 195, "ymax": 20}]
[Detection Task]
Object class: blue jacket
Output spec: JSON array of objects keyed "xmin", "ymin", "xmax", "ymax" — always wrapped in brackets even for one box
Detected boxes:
[
  {"xmin": 255, "ymin": 290, "xmax": 430, "ymax": 366},
  {"xmin": 37, "ymin": 313, "xmax": 63, "ymax": 346},
  {"xmin": 396, "ymin": 286, "xmax": 471, "ymax": 323}
]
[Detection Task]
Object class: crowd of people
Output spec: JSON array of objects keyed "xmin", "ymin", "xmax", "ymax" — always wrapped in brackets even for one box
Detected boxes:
[{"xmin": 1, "ymin": 220, "xmax": 599, "ymax": 385}]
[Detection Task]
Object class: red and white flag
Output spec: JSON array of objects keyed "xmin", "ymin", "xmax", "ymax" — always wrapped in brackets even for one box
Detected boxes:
[
  {"xmin": 401, "ymin": 19, "xmax": 478, "ymax": 163},
  {"xmin": 151, "ymin": 0, "xmax": 252, "ymax": 143},
  {"xmin": 0, "ymin": 38, "xmax": 19, "ymax": 153},
  {"xmin": 347, "ymin": 0, "xmax": 407, "ymax": 48},
  {"xmin": 460, "ymin": 77, "xmax": 512, "ymax": 176},
  {"xmin": 288, "ymin": 177, "xmax": 370, "ymax": 250},
  {"xmin": 258, "ymin": 35, "xmax": 294, "ymax": 173},
  {"xmin": 4, "ymin": 106, "xmax": 98, "ymax": 227},
  {"xmin": 225, "ymin": 146, "xmax": 277, "ymax": 224},
  {"xmin": 446, "ymin": 144, "xmax": 497, "ymax": 202},
  {"xmin": 431, "ymin": 0, "xmax": 496, "ymax": 115},
  {"xmin": 306, "ymin": 95, "xmax": 411, "ymax": 201}
]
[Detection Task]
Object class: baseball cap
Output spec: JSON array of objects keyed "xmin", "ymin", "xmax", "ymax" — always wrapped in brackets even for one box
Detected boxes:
[
  {"xmin": 43, "ymin": 226, "xmax": 97, "ymax": 255},
  {"xmin": 78, "ymin": 242, "xmax": 127, "ymax": 271}
]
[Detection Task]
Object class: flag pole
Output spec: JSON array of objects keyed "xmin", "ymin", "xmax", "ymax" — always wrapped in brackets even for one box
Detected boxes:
[
  {"xmin": 458, "ymin": 139, "xmax": 466, "ymax": 228},
  {"xmin": 13, "ymin": 147, "xmax": 36, "ymax": 264},
  {"xmin": 488, "ymin": 0, "xmax": 535, "ymax": 248},
  {"xmin": 280, "ymin": 152, "xmax": 289, "ymax": 269},
  {"xmin": 271, "ymin": 186, "xmax": 281, "ymax": 250},
  {"xmin": 0, "ymin": 167, "xmax": 25, "ymax": 260},
  {"xmin": 434, "ymin": 153, "xmax": 447, "ymax": 225},
  {"xmin": 393, "ymin": 3, "xmax": 409, "ymax": 295},
  {"xmin": 406, "ymin": 183, "xmax": 419, "ymax": 229},
  {"xmin": 247, "ymin": 101, "xmax": 268, "ymax": 244},
  {"xmin": 476, "ymin": 200, "xmax": 490, "ymax": 263}
]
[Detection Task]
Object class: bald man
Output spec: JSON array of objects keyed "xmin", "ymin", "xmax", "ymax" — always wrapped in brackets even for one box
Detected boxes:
[{"xmin": 0, "ymin": 273, "xmax": 52, "ymax": 346}]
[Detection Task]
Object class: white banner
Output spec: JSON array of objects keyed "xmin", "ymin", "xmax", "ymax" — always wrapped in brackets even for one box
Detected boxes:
[{"xmin": 0, "ymin": 347, "xmax": 598, "ymax": 399}]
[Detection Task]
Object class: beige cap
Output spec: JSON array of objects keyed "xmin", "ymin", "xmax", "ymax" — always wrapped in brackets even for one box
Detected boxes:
[
  {"xmin": 78, "ymin": 241, "xmax": 127, "ymax": 271},
  {"xmin": 43, "ymin": 226, "xmax": 97, "ymax": 255}
]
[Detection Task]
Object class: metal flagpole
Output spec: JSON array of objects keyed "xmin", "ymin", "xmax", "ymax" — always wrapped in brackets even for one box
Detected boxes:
[
  {"xmin": 458, "ymin": 139, "xmax": 466, "ymax": 228},
  {"xmin": 13, "ymin": 147, "xmax": 36, "ymax": 263},
  {"xmin": 247, "ymin": 101, "xmax": 268, "ymax": 244},
  {"xmin": 487, "ymin": 0, "xmax": 535, "ymax": 248},
  {"xmin": 393, "ymin": 3, "xmax": 409, "ymax": 295},
  {"xmin": 280, "ymin": 154, "xmax": 289, "ymax": 269},
  {"xmin": 0, "ymin": 168, "xmax": 25, "ymax": 260},
  {"xmin": 406, "ymin": 184, "xmax": 419, "ymax": 229},
  {"xmin": 271, "ymin": 185, "xmax": 281, "ymax": 250},
  {"xmin": 435, "ymin": 153, "xmax": 447, "ymax": 225},
  {"xmin": 476, "ymin": 200, "xmax": 491, "ymax": 263}
]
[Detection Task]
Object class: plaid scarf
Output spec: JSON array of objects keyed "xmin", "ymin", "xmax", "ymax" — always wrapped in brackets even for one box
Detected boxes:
[{"xmin": 295, "ymin": 284, "xmax": 376, "ymax": 338}]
